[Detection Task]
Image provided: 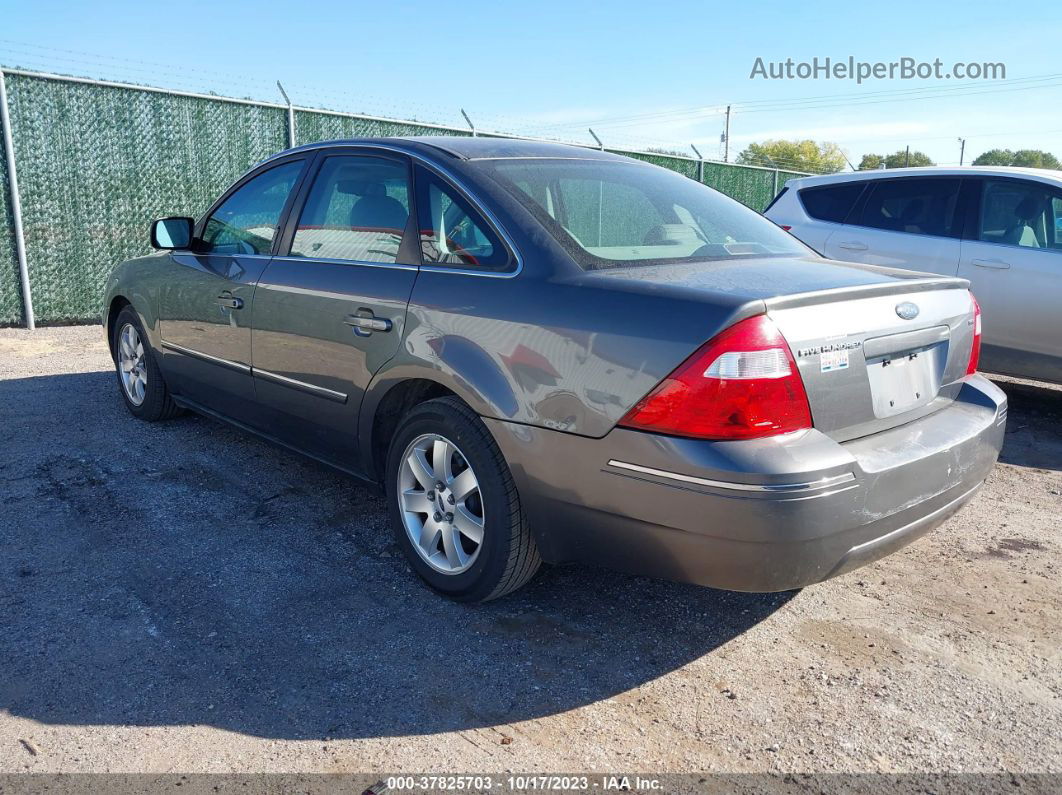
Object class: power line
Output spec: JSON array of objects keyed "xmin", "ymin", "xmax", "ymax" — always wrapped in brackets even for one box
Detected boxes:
[{"xmin": 532, "ymin": 71, "xmax": 1062, "ymax": 132}]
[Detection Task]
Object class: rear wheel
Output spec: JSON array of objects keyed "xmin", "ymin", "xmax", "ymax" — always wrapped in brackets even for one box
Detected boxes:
[
  {"xmin": 386, "ymin": 396, "xmax": 540, "ymax": 602},
  {"xmin": 112, "ymin": 306, "xmax": 181, "ymax": 422}
]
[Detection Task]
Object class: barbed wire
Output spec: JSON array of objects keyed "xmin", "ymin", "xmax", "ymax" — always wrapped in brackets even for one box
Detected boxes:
[{"xmin": 4, "ymin": 39, "xmax": 1057, "ymax": 176}]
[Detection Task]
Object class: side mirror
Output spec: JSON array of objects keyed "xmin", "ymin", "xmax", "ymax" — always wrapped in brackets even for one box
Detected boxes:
[{"xmin": 150, "ymin": 217, "xmax": 194, "ymax": 250}]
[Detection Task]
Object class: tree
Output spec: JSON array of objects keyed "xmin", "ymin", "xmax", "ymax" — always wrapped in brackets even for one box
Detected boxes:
[
  {"xmin": 972, "ymin": 148, "xmax": 1060, "ymax": 169},
  {"xmin": 858, "ymin": 150, "xmax": 934, "ymax": 169},
  {"xmin": 972, "ymin": 148, "xmax": 1014, "ymax": 166},
  {"xmin": 736, "ymin": 139, "xmax": 847, "ymax": 174}
]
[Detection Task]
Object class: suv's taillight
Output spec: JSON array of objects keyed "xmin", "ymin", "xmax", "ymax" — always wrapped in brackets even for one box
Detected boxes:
[
  {"xmin": 966, "ymin": 293, "xmax": 982, "ymax": 376},
  {"xmin": 619, "ymin": 314, "xmax": 812, "ymax": 440}
]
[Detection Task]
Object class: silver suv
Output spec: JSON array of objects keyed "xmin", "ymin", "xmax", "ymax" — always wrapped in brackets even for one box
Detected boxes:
[{"xmin": 766, "ymin": 167, "xmax": 1062, "ymax": 384}]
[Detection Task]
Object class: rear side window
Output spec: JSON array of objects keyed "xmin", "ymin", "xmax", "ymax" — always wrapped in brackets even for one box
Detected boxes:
[
  {"xmin": 798, "ymin": 183, "xmax": 863, "ymax": 223},
  {"xmin": 857, "ymin": 178, "xmax": 961, "ymax": 237},
  {"xmin": 415, "ymin": 166, "xmax": 510, "ymax": 270},
  {"xmin": 290, "ymin": 155, "xmax": 411, "ymax": 263},
  {"xmin": 977, "ymin": 179, "xmax": 1062, "ymax": 250}
]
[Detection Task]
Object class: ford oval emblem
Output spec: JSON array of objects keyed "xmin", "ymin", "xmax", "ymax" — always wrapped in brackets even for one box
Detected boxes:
[{"xmin": 896, "ymin": 301, "xmax": 920, "ymax": 320}]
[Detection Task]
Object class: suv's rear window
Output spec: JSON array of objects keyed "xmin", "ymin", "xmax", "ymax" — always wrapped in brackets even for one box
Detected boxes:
[
  {"xmin": 484, "ymin": 159, "xmax": 809, "ymax": 270},
  {"xmin": 798, "ymin": 183, "xmax": 864, "ymax": 223}
]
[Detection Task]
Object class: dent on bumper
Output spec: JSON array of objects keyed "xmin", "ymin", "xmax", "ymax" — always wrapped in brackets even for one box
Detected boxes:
[{"xmin": 486, "ymin": 375, "xmax": 1006, "ymax": 592}]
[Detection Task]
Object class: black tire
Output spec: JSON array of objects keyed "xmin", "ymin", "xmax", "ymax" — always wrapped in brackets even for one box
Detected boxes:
[
  {"xmin": 112, "ymin": 305, "xmax": 182, "ymax": 422},
  {"xmin": 385, "ymin": 396, "xmax": 541, "ymax": 602}
]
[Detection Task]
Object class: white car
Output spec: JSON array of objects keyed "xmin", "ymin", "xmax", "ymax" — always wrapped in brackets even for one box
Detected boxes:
[{"xmin": 766, "ymin": 167, "xmax": 1062, "ymax": 384}]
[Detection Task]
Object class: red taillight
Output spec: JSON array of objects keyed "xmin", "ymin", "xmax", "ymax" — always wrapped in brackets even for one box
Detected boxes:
[
  {"xmin": 619, "ymin": 314, "xmax": 812, "ymax": 440},
  {"xmin": 966, "ymin": 293, "xmax": 982, "ymax": 376},
  {"xmin": 780, "ymin": 224, "xmax": 792, "ymax": 231}
]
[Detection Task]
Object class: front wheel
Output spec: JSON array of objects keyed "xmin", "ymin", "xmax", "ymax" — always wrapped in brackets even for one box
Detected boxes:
[
  {"xmin": 386, "ymin": 397, "xmax": 540, "ymax": 602},
  {"xmin": 111, "ymin": 306, "xmax": 181, "ymax": 422}
]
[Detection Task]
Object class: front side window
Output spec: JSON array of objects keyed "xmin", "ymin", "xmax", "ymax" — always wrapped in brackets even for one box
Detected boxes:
[
  {"xmin": 857, "ymin": 178, "xmax": 960, "ymax": 238},
  {"xmin": 799, "ymin": 183, "xmax": 864, "ymax": 223},
  {"xmin": 978, "ymin": 179, "xmax": 1062, "ymax": 250},
  {"xmin": 290, "ymin": 155, "xmax": 412, "ymax": 263},
  {"xmin": 202, "ymin": 160, "xmax": 304, "ymax": 255},
  {"xmin": 415, "ymin": 166, "xmax": 510, "ymax": 269},
  {"xmin": 484, "ymin": 159, "xmax": 808, "ymax": 270}
]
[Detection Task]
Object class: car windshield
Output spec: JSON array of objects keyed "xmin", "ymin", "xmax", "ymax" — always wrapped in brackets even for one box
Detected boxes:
[{"xmin": 483, "ymin": 158, "xmax": 810, "ymax": 269}]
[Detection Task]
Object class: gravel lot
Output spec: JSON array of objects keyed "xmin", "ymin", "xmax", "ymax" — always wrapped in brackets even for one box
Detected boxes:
[{"xmin": 0, "ymin": 325, "xmax": 1059, "ymax": 776}]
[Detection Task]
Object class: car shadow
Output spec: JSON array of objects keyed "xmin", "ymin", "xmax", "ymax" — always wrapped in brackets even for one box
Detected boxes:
[
  {"xmin": 990, "ymin": 377, "xmax": 1062, "ymax": 472},
  {"xmin": 0, "ymin": 370, "xmax": 794, "ymax": 741}
]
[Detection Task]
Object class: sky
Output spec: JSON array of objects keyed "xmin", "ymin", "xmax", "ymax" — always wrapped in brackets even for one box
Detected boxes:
[{"xmin": 0, "ymin": 0, "xmax": 1059, "ymax": 171}]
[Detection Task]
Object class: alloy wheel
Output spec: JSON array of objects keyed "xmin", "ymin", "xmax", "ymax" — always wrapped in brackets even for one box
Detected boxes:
[
  {"xmin": 397, "ymin": 433, "xmax": 485, "ymax": 574},
  {"xmin": 118, "ymin": 322, "xmax": 147, "ymax": 406}
]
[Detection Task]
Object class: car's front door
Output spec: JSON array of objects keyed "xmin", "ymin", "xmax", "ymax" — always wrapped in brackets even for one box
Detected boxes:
[
  {"xmin": 159, "ymin": 158, "xmax": 307, "ymax": 419},
  {"xmin": 958, "ymin": 177, "xmax": 1062, "ymax": 381},
  {"xmin": 821, "ymin": 176, "xmax": 964, "ymax": 277},
  {"xmin": 249, "ymin": 150, "xmax": 420, "ymax": 464}
]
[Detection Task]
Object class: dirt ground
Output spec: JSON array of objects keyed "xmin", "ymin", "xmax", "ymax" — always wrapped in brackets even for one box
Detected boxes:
[{"xmin": 0, "ymin": 325, "xmax": 1059, "ymax": 776}]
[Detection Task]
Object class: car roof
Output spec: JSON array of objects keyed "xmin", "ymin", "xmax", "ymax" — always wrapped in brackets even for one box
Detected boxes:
[
  {"xmin": 265, "ymin": 135, "xmax": 633, "ymax": 165},
  {"xmin": 786, "ymin": 165, "xmax": 1062, "ymax": 189}
]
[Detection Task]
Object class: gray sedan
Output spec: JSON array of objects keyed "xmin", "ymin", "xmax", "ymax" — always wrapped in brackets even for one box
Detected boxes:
[{"xmin": 102, "ymin": 137, "xmax": 1006, "ymax": 601}]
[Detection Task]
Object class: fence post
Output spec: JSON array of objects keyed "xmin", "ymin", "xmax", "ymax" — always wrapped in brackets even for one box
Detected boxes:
[
  {"xmin": 773, "ymin": 169, "xmax": 779, "ymax": 196},
  {"xmin": 0, "ymin": 70, "xmax": 34, "ymax": 330},
  {"xmin": 460, "ymin": 109, "xmax": 476, "ymax": 137},
  {"xmin": 690, "ymin": 144, "xmax": 705, "ymax": 183},
  {"xmin": 276, "ymin": 81, "xmax": 295, "ymax": 148}
]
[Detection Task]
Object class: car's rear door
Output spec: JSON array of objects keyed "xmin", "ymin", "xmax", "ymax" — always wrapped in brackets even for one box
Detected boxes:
[
  {"xmin": 249, "ymin": 148, "xmax": 420, "ymax": 464},
  {"xmin": 160, "ymin": 157, "xmax": 308, "ymax": 421},
  {"xmin": 957, "ymin": 176, "xmax": 1062, "ymax": 381},
  {"xmin": 820, "ymin": 176, "xmax": 964, "ymax": 277}
]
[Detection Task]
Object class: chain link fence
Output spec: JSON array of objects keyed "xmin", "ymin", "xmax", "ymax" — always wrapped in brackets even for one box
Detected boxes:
[{"xmin": 0, "ymin": 70, "xmax": 807, "ymax": 326}]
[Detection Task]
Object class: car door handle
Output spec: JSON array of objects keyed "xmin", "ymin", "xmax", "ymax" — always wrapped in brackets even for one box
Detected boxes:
[
  {"xmin": 344, "ymin": 312, "xmax": 393, "ymax": 335},
  {"xmin": 836, "ymin": 241, "xmax": 868, "ymax": 251},
  {"xmin": 971, "ymin": 258, "xmax": 1011, "ymax": 270},
  {"xmin": 217, "ymin": 294, "xmax": 244, "ymax": 309}
]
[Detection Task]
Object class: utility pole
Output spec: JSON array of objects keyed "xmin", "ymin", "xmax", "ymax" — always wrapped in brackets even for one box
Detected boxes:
[
  {"xmin": 723, "ymin": 104, "xmax": 731, "ymax": 163},
  {"xmin": 958, "ymin": 137, "xmax": 966, "ymax": 166},
  {"xmin": 905, "ymin": 145, "xmax": 910, "ymax": 168}
]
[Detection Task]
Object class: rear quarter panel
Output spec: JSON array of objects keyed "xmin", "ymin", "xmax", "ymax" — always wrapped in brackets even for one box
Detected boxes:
[{"xmin": 359, "ymin": 266, "xmax": 762, "ymax": 460}]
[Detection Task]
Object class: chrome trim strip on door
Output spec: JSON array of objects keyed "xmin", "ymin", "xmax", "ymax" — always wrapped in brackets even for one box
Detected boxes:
[
  {"xmin": 252, "ymin": 367, "xmax": 348, "ymax": 404},
  {"xmin": 269, "ymin": 255, "xmax": 419, "ymax": 272},
  {"xmin": 161, "ymin": 341, "xmax": 251, "ymax": 374},
  {"xmin": 606, "ymin": 459, "xmax": 856, "ymax": 494}
]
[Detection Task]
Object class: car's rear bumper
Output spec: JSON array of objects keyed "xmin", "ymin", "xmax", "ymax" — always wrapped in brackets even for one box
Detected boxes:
[{"xmin": 485, "ymin": 375, "xmax": 1006, "ymax": 592}]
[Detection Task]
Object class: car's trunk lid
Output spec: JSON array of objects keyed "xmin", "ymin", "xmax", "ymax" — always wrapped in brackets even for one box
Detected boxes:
[
  {"xmin": 765, "ymin": 281, "xmax": 975, "ymax": 442},
  {"xmin": 585, "ymin": 256, "xmax": 975, "ymax": 442}
]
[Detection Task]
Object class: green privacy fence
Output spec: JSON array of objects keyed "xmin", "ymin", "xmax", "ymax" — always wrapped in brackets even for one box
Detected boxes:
[{"xmin": 0, "ymin": 69, "xmax": 807, "ymax": 326}]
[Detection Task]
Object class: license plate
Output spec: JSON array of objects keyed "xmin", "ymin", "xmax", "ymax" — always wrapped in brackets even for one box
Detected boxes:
[{"xmin": 865, "ymin": 346, "xmax": 941, "ymax": 418}]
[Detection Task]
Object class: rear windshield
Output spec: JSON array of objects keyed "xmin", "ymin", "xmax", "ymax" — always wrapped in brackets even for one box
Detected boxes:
[{"xmin": 483, "ymin": 159, "xmax": 809, "ymax": 270}]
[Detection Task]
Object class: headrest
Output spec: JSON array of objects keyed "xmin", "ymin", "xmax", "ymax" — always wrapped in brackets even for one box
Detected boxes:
[
  {"xmin": 1014, "ymin": 195, "xmax": 1046, "ymax": 221},
  {"xmin": 336, "ymin": 180, "xmax": 387, "ymax": 197}
]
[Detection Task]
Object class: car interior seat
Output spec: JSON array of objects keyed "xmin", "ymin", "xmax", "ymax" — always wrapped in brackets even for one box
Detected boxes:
[
  {"xmin": 900, "ymin": 199, "xmax": 925, "ymax": 234},
  {"xmin": 1003, "ymin": 195, "xmax": 1046, "ymax": 248},
  {"xmin": 349, "ymin": 183, "xmax": 408, "ymax": 232}
]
